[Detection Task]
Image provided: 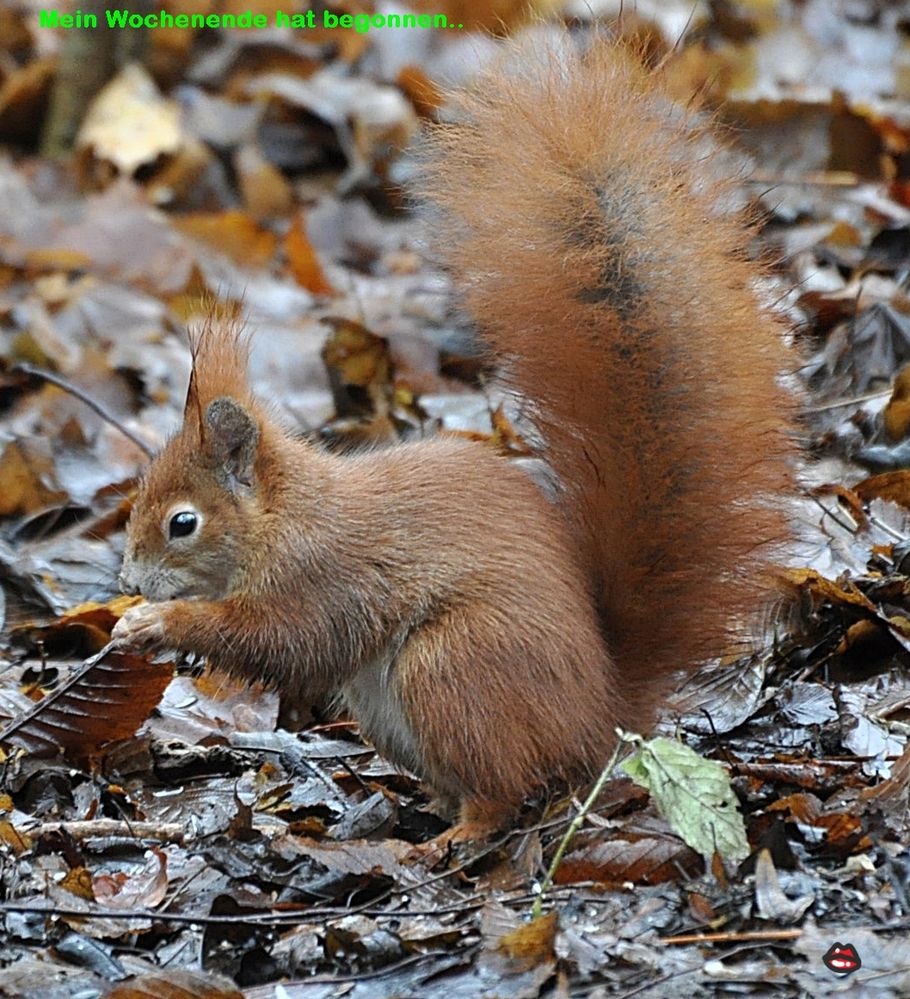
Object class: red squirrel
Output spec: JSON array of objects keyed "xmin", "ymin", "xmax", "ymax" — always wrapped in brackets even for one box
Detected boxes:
[{"xmin": 113, "ymin": 37, "xmax": 795, "ymax": 839}]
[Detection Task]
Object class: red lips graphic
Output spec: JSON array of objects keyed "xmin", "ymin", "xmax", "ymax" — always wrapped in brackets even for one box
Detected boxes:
[{"xmin": 822, "ymin": 942, "xmax": 861, "ymax": 975}]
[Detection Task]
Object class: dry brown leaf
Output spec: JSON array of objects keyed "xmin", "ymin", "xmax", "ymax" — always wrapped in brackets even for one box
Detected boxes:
[
  {"xmin": 94, "ymin": 846, "xmax": 169, "ymax": 909},
  {"xmin": 556, "ymin": 828, "xmax": 702, "ymax": 886},
  {"xmin": 767, "ymin": 792, "xmax": 823, "ymax": 824},
  {"xmin": 786, "ymin": 568, "xmax": 878, "ymax": 613},
  {"xmin": 737, "ymin": 759, "xmax": 861, "ymax": 794},
  {"xmin": 854, "ymin": 470, "xmax": 910, "ymax": 508},
  {"xmin": 0, "ymin": 819, "xmax": 31, "ymax": 855},
  {"xmin": 286, "ymin": 214, "xmax": 334, "ymax": 295},
  {"xmin": 835, "ymin": 618, "xmax": 889, "ymax": 656},
  {"xmin": 175, "ymin": 210, "xmax": 276, "ymax": 267},
  {"xmin": 61, "ymin": 865, "xmax": 95, "ymax": 901},
  {"xmin": 816, "ymin": 811, "xmax": 868, "ymax": 852},
  {"xmin": 235, "ymin": 144, "xmax": 293, "ymax": 221},
  {"xmin": 0, "ymin": 648, "xmax": 172, "ymax": 760},
  {"xmin": 105, "ymin": 969, "xmax": 244, "ymax": 998},
  {"xmin": 0, "ymin": 440, "xmax": 67, "ymax": 517},
  {"xmin": 809, "ymin": 483, "xmax": 867, "ymax": 527},
  {"xmin": 13, "ymin": 596, "xmax": 143, "ymax": 656},
  {"xmin": 77, "ymin": 64, "xmax": 183, "ymax": 177},
  {"xmin": 321, "ymin": 317, "xmax": 393, "ymax": 418}
]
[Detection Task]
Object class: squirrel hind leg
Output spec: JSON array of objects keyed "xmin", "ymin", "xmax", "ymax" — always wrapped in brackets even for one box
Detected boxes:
[
  {"xmin": 397, "ymin": 597, "xmax": 608, "ymax": 811},
  {"xmin": 453, "ymin": 797, "xmax": 513, "ymax": 840},
  {"xmin": 423, "ymin": 791, "xmax": 512, "ymax": 834},
  {"xmin": 408, "ymin": 797, "xmax": 512, "ymax": 864}
]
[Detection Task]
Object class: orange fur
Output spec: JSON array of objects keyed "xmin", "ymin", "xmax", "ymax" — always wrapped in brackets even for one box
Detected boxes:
[
  {"xmin": 115, "ymin": 36, "xmax": 796, "ymax": 836},
  {"xmin": 185, "ymin": 315, "xmax": 254, "ymax": 417},
  {"xmin": 421, "ymin": 36, "xmax": 795, "ymax": 707}
]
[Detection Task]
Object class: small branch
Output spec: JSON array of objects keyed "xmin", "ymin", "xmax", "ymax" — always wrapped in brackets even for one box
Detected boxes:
[
  {"xmin": 248, "ymin": 949, "xmax": 458, "ymax": 988},
  {"xmin": 0, "ymin": 901, "xmax": 277, "ymax": 926},
  {"xmin": 27, "ymin": 819, "xmax": 186, "ymax": 843},
  {"xmin": 746, "ymin": 171, "xmax": 864, "ymax": 189},
  {"xmin": 0, "ymin": 899, "xmax": 473, "ymax": 927},
  {"xmin": 661, "ymin": 929, "xmax": 802, "ymax": 945},
  {"xmin": 14, "ymin": 362, "xmax": 155, "ymax": 458},
  {"xmin": 804, "ymin": 389, "xmax": 891, "ymax": 414}
]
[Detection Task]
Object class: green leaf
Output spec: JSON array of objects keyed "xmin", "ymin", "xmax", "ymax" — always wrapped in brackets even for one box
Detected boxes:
[{"xmin": 621, "ymin": 736, "xmax": 749, "ymax": 863}]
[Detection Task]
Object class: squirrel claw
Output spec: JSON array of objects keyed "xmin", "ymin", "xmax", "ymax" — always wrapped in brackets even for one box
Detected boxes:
[
  {"xmin": 406, "ymin": 826, "xmax": 469, "ymax": 866},
  {"xmin": 406, "ymin": 813, "xmax": 505, "ymax": 866}
]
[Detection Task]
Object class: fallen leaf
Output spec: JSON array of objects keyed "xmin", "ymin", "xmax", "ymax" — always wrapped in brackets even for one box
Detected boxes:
[
  {"xmin": 235, "ymin": 143, "xmax": 294, "ymax": 221},
  {"xmin": 286, "ymin": 213, "xmax": 334, "ymax": 295},
  {"xmin": 12, "ymin": 596, "xmax": 143, "ymax": 657},
  {"xmin": 555, "ymin": 822, "xmax": 702, "ymax": 885},
  {"xmin": 622, "ymin": 736, "xmax": 750, "ymax": 864},
  {"xmin": 105, "ymin": 969, "xmax": 244, "ymax": 998},
  {"xmin": 175, "ymin": 209, "xmax": 275, "ymax": 267},
  {"xmin": 61, "ymin": 865, "xmax": 95, "ymax": 902},
  {"xmin": 0, "ymin": 648, "xmax": 172, "ymax": 760},
  {"xmin": 77, "ymin": 64, "xmax": 183, "ymax": 176},
  {"xmin": 0, "ymin": 440, "xmax": 67, "ymax": 516},
  {"xmin": 94, "ymin": 847, "xmax": 169, "ymax": 909}
]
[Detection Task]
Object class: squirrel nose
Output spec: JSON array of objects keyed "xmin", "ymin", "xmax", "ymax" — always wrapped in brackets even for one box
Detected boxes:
[{"xmin": 118, "ymin": 572, "xmax": 139, "ymax": 596}]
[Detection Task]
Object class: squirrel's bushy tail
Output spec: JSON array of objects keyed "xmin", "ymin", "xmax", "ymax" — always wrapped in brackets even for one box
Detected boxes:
[{"xmin": 422, "ymin": 35, "xmax": 796, "ymax": 711}]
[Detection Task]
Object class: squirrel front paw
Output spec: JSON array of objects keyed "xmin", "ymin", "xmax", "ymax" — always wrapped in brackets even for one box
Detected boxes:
[{"xmin": 112, "ymin": 602, "xmax": 169, "ymax": 650}]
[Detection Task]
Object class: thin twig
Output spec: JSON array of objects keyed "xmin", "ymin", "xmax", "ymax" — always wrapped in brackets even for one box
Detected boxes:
[
  {"xmin": 23, "ymin": 817, "xmax": 290, "ymax": 843},
  {"xmin": 0, "ymin": 898, "xmax": 479, "ymax": 927},
  {"xmin": 661, "ymin": 928, "xmax": 802, "ymax": 945},
  {"xmin": 15, "ymin": 362, "xmax": 155, "ymax": 458},
  {"xmin": 246, "ymin": 947, "xmax": 465, "ymax": 989},
  {"xmin": 803, "ymin": 388, "xmax": 891, "ymax": 413},
  {"xmin": 27, "ymin": 820, "xmax": 185, "ymax": 843}
]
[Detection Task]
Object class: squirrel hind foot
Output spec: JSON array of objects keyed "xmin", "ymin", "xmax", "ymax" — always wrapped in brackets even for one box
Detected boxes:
[{"xmin": 407, "ymin": 798, "xmax": 512, "ymax": 865}]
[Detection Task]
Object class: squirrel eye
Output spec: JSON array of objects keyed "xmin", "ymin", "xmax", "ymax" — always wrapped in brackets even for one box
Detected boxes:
[{"xmin": 168, "ymin": 511, "xmax": 198, "ymax": 539}]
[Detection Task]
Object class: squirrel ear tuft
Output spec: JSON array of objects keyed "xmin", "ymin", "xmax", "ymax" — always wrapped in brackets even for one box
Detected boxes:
[{"xmin": 205, "ymin": 397, "xmax": 260, "ymax": 492}]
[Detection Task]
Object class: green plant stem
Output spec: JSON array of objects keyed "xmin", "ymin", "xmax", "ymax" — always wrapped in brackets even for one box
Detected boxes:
[{"xmin": 531, "ymin": 735, "xmax": 625, "ymax": 920}]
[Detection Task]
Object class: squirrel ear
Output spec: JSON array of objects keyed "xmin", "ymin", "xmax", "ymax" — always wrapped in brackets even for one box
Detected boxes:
[{"xmin": 204, "ymin": 397, "xmax": 260, "ymax": 491}]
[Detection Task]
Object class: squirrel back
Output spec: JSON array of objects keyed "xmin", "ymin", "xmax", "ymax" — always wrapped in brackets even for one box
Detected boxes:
[{"xmin": 421, "ymin": 36, "xmax": 795, "ymax": 703}]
